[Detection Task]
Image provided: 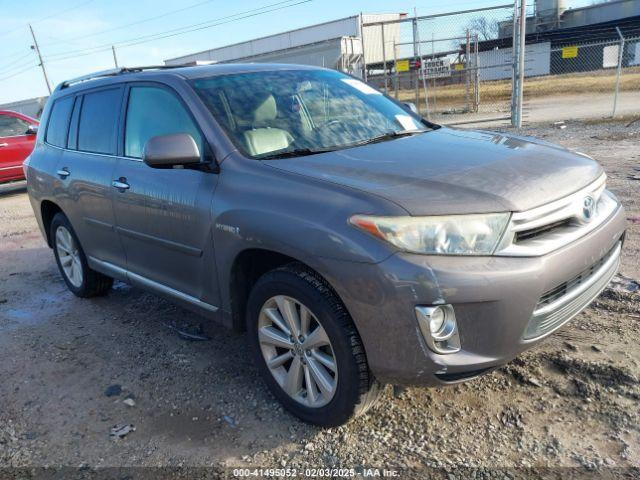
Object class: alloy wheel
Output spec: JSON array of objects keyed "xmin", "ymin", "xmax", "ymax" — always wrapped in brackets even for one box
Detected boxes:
[
  {"xmin": 55, "ymin": 226, "xmax": 83, "ymax": 288},
  {"xmin": 258, "ymin": 295, "xmax": 338, "ymax": 408}
]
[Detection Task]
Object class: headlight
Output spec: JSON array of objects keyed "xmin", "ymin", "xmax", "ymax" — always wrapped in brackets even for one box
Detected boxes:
[{"xmin": 349, "ymin": 213, "xmax": 510, "ymax": 255}]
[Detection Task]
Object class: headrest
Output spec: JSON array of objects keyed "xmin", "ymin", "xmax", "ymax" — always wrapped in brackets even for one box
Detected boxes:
[{"xmin": 253, "ymin": 94, "xmax": 277, "ymax": 123}]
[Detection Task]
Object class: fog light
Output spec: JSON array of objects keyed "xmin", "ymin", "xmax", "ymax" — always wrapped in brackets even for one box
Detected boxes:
[
  {"xmin": 429, "ymin": 307, "xmax": 446, "ymax": 334},
  {"xmin": 415, "ymin": 305, "xmax": 461, "ymax": 354}
]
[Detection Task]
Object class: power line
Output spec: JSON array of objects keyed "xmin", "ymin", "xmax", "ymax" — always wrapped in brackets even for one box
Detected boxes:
[
  {"xmin": 43, "ymin": 0, "xmax": 218, "ymax": 48},
  {"xmin": 0, "ymin": 64, "xmax": 37, "ymax": 83},
  {"xmin": 43, "ymin": 0, "xmax": 311, "ymax": 63},
  {"xmin": 0, "ymin": 0, "xmax": 311, "ymax": 85},
  {"xmin": 0, "ymin": 54, "xmax": 34, "ymax": 74},
  {"xmin": 0, "ymin": 0, "xmax": 96, "ymax": 40}
]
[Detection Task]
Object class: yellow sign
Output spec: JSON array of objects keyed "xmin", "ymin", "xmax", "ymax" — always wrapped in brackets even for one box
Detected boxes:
[
  {"xmin": 454, "ymin": 63, "xmax": 464, "ymax": 70},
  {"xmin": 562, "ymin": 46, "xmax": 578, "ymax": 59},
  {"xmin": 396, "ymin": 59, "xmax": 409, "ymax": 72}
]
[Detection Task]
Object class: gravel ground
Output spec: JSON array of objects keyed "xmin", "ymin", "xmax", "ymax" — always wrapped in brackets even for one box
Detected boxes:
[{"xmin": 0, "ymin": 120, "xmax": 639, "ymax": 479}]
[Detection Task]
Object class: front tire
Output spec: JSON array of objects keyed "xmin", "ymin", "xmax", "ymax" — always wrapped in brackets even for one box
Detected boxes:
[
  {"xmin": 247, "ymin": 263, "xmax": 381, "ymax": 427},
  {"xmin": 51, "ymin": 213, "xmax": 113, "ymax": 298}
]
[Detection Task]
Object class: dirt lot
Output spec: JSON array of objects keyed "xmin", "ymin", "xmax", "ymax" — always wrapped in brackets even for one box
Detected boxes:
[{"xmin": 1, "ymin": 120, "xmax": 639, "ymax": 478}]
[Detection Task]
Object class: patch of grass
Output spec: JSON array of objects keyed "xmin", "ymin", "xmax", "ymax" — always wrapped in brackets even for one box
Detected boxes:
[{"xmin": 396, "ymin": 67, "xmax": 640, "ymax": 108}]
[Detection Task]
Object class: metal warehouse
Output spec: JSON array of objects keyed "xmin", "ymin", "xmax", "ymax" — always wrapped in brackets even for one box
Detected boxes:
[{"xmin": 164, "ymin": 13, "xmax": 406, "ymax": 75}]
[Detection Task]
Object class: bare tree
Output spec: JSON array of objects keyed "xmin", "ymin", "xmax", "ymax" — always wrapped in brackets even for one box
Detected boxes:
[{"xmin": 465, "ymin": 17, "xmax": 499, "ymax": 41}]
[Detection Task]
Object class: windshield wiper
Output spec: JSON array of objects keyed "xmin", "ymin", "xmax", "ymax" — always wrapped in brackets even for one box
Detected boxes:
[
  {"xmin": 258, "ymin": 147, "xmax": 338, "ymax": 160},
  {"xmin": 257, "ymin": 130, "xmax": 428, "ymax": 159},
  {"xmin": 351, "ymin": 129, "xmax": 428, "ymax": 147}
]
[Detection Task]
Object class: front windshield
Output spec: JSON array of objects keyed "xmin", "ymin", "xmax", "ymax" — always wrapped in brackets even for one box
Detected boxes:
[{"xmin": 191, "ymin": 69, "xmax": 428, "ymax": 159}]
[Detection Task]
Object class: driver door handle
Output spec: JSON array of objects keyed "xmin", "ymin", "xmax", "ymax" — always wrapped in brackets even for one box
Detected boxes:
[
  {"xmin": 0, "ymin": 143, "xmax": 9, "ymax": 147},
  {"xmin": 112, "ymin": 178, "xmax": 130, "ymax": 190},
  {"xmin": 57, "ymin": 168, "xmax": 70, "ymax": 179}
]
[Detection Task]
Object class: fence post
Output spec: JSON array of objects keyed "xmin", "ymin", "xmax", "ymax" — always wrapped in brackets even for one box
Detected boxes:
[
  {"xmin": 393, "ymin": 40, "xmax": 399, "ymax": 99},
  {"xmin": 465, "ymin": 29, "xmax": 471, "ymax": 112},
  {"xmin": 381, "ymin": 24, "xmax": 388, "ymax": 93},
  {"xmin": 360, "ymin": 13, "xmax": 368, "ymax": 81},
  {"xmin": 510, "ymin": 1, "xmax": 519, "ymax": 127},
  {"xmin": 412, "ymin": 17, "xmax": 419, "ymax": 107},
  {"xmin": 414, "ymin": 18, "xmax": 431, "ymax": 119},
  {"xmin": 512, "ymin": 0, "xmax": 526, "ymax": 128},
  {"xmin": 612, "ymin": 27, "xmax": 625, "ymax": 118},
  {"xmin": 474, "ymin": 33, "xmax": 480, "ymax": 113}
]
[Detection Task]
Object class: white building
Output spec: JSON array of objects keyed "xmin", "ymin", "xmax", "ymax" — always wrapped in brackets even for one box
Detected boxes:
[{"xmin": 164, "ymin": 13, "xmax": 406, "ymax": 75}]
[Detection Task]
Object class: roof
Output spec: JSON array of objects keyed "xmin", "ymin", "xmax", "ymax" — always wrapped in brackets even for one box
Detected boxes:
[{"xmin": 53, "ymin": 63, "xmax": 326, "ymax": 95}]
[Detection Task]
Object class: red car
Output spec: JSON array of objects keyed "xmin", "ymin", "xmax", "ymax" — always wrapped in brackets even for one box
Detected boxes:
[{"xmin": 0, "ymin": 110, "xmax": 39, "ymax": 184}]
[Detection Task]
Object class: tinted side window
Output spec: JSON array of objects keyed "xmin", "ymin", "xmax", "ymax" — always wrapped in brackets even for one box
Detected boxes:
[
  {"xmin": 77, "ymin": 88, "xmax": 121, "ymax": 155},
  {"xmin": 45, "ymin": 97, "xmax": 74, "ymax": 147},
  {"xmin": 0, "ymin": 114, "xmax": 29, "ymax": 137},
  {"xmin": 124, "ymin": 86, "xmax": 202, "ymax": 159}
]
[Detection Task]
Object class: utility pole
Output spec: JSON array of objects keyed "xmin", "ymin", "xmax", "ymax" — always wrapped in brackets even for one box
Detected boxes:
[
  {"xmin": 29, "ymin": 24, "xmax": 52, "ymax": 95},
  {"xmin": 112, "ymin": 46, "xmax": 119, "ymax": 68}
]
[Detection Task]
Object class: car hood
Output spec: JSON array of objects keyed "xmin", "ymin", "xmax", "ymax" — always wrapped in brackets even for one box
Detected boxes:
[{"xmin": 263, "ymin": 127, "xmax": 603, "ymax": 215}]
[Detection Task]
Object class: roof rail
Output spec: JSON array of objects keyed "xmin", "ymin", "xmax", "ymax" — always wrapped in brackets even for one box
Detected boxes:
[{"xmin": 59, "ymin": 65, "xmax": 188, "ymax": 89}]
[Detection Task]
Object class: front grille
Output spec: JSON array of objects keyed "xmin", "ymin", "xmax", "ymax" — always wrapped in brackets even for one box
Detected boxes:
[
  {"xmin": 537, "ymin": 245, "xmax": 617, "ymax": 308},
  {"xmin": 515, "ymin": 218, "xmax": 572, "ymax": 243},
  {"xmin": 496, "ymin": 175, "xmax": 619, "ymax": 257},
  {"xmin": 524, "ymin": 242, "xmax": 621, "ymax": 340}
]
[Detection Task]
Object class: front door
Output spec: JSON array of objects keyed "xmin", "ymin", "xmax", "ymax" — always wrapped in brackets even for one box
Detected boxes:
[{"xmin": 111, "ymin": 84, "xmax": 218, "ymax": 303}]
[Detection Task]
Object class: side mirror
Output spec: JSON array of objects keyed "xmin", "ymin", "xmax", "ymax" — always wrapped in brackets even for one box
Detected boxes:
[
  {"xmin": 26, "ymin": 124, "xmax": 39, "ymax": 135},
  {"xmin": 403, "ymin": 102, "xmax": 419, "ymax": 115},
  {"xmin": 143, "ymin": 133, "xmax": 201, "ymax": 168}
]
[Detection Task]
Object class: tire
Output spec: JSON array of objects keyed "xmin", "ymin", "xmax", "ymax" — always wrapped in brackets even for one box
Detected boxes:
[
  {"xmin": 50, "ymin": 212, "xmax": 113, "ymax": 298},
  {"xmin": 246, "ymin": 263, "xmax": 381, "ymax": 427}
]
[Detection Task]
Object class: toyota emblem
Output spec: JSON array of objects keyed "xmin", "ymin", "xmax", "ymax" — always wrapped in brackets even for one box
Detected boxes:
[{"xmin": 582, "ymin": 195, "xmax": 596, "ymax": 222}]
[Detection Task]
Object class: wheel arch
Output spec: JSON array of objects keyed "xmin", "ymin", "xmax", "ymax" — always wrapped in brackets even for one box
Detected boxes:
[
  {"xmin": 228, "ymin": 248, "xmax": 353, "ymax": 335},
  {"xmin": 40, "ymin": 199, "xmax": 64, "ymax": 248}
]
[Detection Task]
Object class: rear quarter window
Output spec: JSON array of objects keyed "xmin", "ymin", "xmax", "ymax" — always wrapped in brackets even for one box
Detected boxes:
[
  {"xmin": 45, "ymin": 96, "xmax": 74, "ymax": 147},
  {"xmin": 77, "ymin": 88, "xmax": 122, "ymax": 155}
]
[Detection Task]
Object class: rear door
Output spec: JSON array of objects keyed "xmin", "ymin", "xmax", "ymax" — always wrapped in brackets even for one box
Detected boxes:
[
  {"xmin": 111, "ymin": 83, "xmax": 218, "ymax": 302},
  {"xmin": 0, "ymin": 113, "xmax": 34, "ymax": 182},
  {"xmin": 54, "ymin": 87, "xmax": 126, "ymax": 268}
]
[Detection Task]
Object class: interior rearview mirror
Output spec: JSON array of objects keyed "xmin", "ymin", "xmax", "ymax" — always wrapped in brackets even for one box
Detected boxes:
[
  {"xmin": 403, "ymin": 102, "xmax": 419, "ymax": 115},
  {"xmin": 143, "ymin": 133, "xmax": 201, "ymax": 168},
  {"xmin": 26, "ymin": 125, "xmax": 39, "ymax": 135}
]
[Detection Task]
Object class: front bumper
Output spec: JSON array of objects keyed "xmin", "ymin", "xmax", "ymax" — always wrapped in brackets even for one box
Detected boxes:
[{"xmin": 320, "ymin": 200, "xmax": 626, "ymax": 386}]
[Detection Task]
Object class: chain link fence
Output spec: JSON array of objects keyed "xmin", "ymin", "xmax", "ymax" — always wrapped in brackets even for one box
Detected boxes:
[
  {"xmin": 360, "ymin": 1, "xmax": 640, "ymax": 127},
  {"xmin": 522, "ymin": 33, "xmax": 640, "ymax": 122},
  {"xmin": 361, "ymin": 4, "xmax": 517, "ymax": 126}
]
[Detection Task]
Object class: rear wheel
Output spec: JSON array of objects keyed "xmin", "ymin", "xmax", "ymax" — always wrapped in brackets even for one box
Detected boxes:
[
  {"xmin": 247, "ymin": 263, "xmax": 381, "ymax": 426},
  {"xmin": 51, "ymin": 213, "xmax": 113, "ymax": 297}
]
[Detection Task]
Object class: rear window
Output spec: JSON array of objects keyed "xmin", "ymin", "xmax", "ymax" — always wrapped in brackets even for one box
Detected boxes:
[
  {"xmin": 77, "ymin": 88, "xmax": 121, "ymax": 155},
  {"xmin": 46, "ymin": 96, "xmax": 74, "ymax": 147}
]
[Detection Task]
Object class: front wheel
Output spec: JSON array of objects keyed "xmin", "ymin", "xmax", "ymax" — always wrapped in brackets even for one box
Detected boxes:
[
  {"xmin": 246, "ymin": 264, "xmax": 381, "ymax": 426},
  {"xmin": 51, "ymin": 213, "xmax": 113, "ymax": 298}
]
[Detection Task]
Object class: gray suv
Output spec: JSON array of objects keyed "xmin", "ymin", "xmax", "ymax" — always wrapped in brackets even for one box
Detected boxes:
[{"xmin": 25, "ymin": 64, "xmax": 626, "ymax": 426}]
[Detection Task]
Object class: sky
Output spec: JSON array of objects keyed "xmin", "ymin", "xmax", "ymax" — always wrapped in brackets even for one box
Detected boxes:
[{"xmin": 0, "ymin": 0, "xmax": 594, "ymax": 104}]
